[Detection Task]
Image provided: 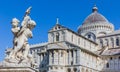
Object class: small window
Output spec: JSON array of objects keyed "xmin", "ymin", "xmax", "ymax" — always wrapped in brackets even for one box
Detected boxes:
[
  {"xmin": 116, "ymin": 38, "xmax": 119, "ymax": 46},
  {"xmin": 71, "ymin": 50, "xmax": 73, "ymax": 57},
  {"xmin": 88, "ymin": 34, "xmax": 91, "ymax": 38},
  {"xmin": 56, "ymin": 33, "xmax": 59, "ymax": 41},
  {"xmin": 58, "ymin": 26, "xmax": 61, "ymax": 29},
  {"xmin": 110, "ymin": 57, "xmax": 112, "ymax": 60},
  {"xmin": 106, "ymin": 63, "xmax": 109, "ymax": 68}
]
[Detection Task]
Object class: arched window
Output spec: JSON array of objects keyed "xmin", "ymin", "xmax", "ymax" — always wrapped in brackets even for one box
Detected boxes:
[
  {"xmin": 116, "ymin": 38, "xmax": 119, "ymax": 46},
  {"xmin": 56, "ymin": 33, "xmax": 59, "ymax": 41},
  {"xmin": 85, "ymin": 32, "xmax": 96, "ymax": 41}
]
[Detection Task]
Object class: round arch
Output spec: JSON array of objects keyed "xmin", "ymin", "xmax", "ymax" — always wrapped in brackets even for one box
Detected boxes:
[{"xmin": 85, "ymin": 32, "xmax": 96, "ymax": 41}]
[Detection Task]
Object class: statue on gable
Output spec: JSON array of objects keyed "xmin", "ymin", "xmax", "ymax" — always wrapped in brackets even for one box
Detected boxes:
[{"xmin": 4, "ymin": 7, "xmax": 36, "ymax": 67}]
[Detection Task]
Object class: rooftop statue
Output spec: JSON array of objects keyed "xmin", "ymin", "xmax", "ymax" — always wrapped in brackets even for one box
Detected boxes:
[{"xmin": 3, "ymin": 7, "xmax": 36, "ymax": 67}]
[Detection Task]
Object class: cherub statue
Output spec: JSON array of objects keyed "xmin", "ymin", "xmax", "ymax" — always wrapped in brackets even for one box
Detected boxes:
[
  {"xmin": 15, "ymin": 19, "xmax": 36, "ymax": 61},
  {"xmin": 6, "ymin": 7, "xmax": 36, "ymax": 65}
]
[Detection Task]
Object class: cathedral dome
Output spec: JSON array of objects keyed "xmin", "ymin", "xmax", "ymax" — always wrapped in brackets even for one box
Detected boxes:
[
  {"xmin": 78, "ymin": 5, "xmax": 114, "ymax": 38},
  {"xmin": 82, "ymin": 5, "xmax": 109, "ymax": 25},
  {"xmin": 83, "ymin": 11, "xmax": 109, "ymax": 24}
]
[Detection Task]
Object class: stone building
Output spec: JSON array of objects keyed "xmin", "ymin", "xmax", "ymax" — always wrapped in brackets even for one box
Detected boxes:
[{"xmin": 7, "ymin": 5, "xmax": 120, "ymax": 72}]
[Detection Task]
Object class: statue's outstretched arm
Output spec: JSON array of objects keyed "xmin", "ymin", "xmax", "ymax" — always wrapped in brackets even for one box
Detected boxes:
[
  {"xmin": 24, "ymin": 6, "xmax": 32, "ymax": 18},
  {"xmin": 18, "ymin": 6, "xmax": 32, "ymax": 37}
]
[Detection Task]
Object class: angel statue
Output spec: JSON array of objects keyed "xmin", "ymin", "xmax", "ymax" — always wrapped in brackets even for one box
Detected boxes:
[{"xmin": 5, "ymin": 7, "xmax": 36, "ymax": 66}]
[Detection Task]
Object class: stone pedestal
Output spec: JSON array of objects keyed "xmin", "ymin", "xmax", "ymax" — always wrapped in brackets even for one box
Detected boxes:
[
  {"xmin": 0, "ymin": 60, "xmax": 38, "ymax": 72},
  {"xmin": 0, "ymin": 67, "xmax": 38, "ymax": 72}
]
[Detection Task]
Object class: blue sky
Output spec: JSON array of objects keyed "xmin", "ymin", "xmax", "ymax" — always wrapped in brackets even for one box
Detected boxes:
[{"xmin": 0, "ymin": 0, "xmax": 120, "ymax": 61}]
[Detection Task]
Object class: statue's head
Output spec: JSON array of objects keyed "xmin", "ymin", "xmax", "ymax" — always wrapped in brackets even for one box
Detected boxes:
[
  {"xmin": 27, "ymin": 20, "xmax": 36, "ymax": 30},
  {"xmin": 11, "ymin": 18, "xmax": 20, "ymax": 27}
]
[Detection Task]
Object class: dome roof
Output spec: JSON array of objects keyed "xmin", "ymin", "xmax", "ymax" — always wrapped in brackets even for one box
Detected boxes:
[
  {"xmin": 83, "ymin": 6, "xmax": 109, "ymax": 25},
  {"xmin": 78, "ymin": 5, "xmax": 114, "ymax": 36}
]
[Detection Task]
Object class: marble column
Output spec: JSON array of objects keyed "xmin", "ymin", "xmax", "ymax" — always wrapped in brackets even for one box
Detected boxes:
[
  {"xmin": 37, "ymin": 53, "xmax": 40, "ymax": 67},
  {"xmin": 68, "ymin": 50, "xmax": 72, "ymax": 65},
  {"xmin": 58, "ymin": 50, "xmax": 60, "ymax": 65},
  {"xmin": 68, "ymin": 50, "xmax": 70, "ymax": 65},
  {"xmin": 73, "ymin": 50, "xmax": 76, "ymax": 65},
  {"xmin": 41, "ymin": 53, "xmax": 43, "ymax": 63},
  {"xmin": 59, "ymin": 50, "xmax": 61, "ymax": 65},
  {"xmin": 49, "ymin": 51, "xmax": 51, "ymax": 65},
  {"xmin": 113, "ymin": 38, "xmax": 116, "ymax": 48},
  {"xmin": 108, "ymin": 38, "xmax": 111, "ymax": 48}
]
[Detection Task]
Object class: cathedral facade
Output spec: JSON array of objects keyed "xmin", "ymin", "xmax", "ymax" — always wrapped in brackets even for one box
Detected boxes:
[{"xmin": 29, "ymin": 6, "xmax": 120, "ymax": 72}]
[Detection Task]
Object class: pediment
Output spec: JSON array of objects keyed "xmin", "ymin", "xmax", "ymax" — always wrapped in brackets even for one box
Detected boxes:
[{"xmin": 48, "ymin": 42, "xmax": 68, "ymax": 50}]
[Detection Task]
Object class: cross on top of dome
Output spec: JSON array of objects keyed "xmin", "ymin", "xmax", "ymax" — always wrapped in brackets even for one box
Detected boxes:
[
  {"xmin": 56, "ymin": 18, "xmax": 59, "ymax": 24},
  {"xmin": 92, "ymin": 5, "xmax": 98, "ymax": 12}
]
